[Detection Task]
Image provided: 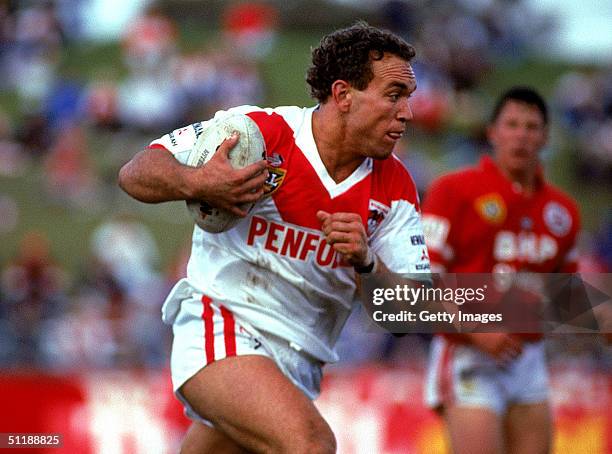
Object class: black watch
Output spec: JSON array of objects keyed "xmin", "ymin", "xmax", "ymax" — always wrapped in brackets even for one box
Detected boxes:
[{"xmin": 354, "ymin": 259, "xmax": 375, "ymax": 274}]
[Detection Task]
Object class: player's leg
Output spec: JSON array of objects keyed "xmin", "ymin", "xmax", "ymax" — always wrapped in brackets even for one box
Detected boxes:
[
  {"xmin": 503, "ymin": 402, "xmax": 551, "ymax": 454},
  {"xmin": 442, "ymin": 405, "xmax": 503, "ymax": 454},
  {"xmin": 502, "ymin": 341, "xmax": 551, "ymax": 454},
  {"xmin": 179, "ymin": 354, "xmax": 336, "ymax": 454},
  {"xmin": 424, "ymin": 337, "xmax": 506, "ymax": 454},
  {"xmin": 180, "ymin": 421, "xmax": 247, "ymax": 454}
]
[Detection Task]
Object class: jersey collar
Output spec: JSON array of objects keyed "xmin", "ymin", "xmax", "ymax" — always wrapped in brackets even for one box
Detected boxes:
[
  {"xmin": 480, "ymin": 155, "xmax": 545, "ymax": 193},
  {"xmin": 296, "ymin": 106, "xmax": 372, "ymax": 199}
]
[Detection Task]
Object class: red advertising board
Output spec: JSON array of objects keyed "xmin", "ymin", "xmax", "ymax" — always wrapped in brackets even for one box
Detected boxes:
[{"xmin": 0, "ymin": 365, "xmax": 609, "ymax": 453}]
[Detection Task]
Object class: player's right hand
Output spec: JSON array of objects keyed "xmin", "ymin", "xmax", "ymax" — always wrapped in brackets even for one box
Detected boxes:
[
  {"xmin": 188, "ymin": 132, "xmax": 268, "ymax": 217},
  {"xmin": 466, "ymin": 333, "xmax": 523, "ymax": 365}
]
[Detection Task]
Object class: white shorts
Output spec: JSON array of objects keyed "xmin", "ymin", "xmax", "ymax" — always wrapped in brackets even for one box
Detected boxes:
[
  {"xmin": 424, "ymin": 336, "xmax": 549, "ymax": 415},
  {"xmin": 167, "ymin": 291, "xmax": 324, "ymax": 424}
]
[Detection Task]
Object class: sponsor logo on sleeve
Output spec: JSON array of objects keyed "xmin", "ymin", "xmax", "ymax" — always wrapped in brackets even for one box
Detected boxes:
[
  {"xmin": 192, "ymin": 122, "xmax": 204, "ymax": 138},
  {"xmin": 420, "ymin": 247, "xmax": 429, "ymax": 262},
  {"xmin": 411, "ymin": 234, "xmax": 426, "ymax": 246},
  {"xmin": 168, "ymin": 132, "xmax": 177, "ymax": 147}
]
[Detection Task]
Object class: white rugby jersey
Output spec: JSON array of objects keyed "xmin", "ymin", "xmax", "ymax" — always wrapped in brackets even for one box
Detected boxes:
[{"xmin": 150, "ymin": 105, "xmax": 430, "ymax": 363}]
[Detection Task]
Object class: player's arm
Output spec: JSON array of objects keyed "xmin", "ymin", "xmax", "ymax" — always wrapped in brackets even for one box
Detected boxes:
[{"xmin": 118, "ymin": 133, "xmax": 268, "ymax": 216}]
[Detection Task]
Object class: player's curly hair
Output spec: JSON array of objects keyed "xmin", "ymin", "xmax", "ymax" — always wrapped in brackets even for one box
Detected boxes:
[{"xmin": 306, "ymin": 22, "xmax": 416, "ymax": 103}]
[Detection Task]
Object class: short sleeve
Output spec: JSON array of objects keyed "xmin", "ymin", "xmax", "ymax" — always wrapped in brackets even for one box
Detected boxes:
[
  {"xmin": 421, "ymin": 176, "xmax": 460, "ymax": 271},
  {"xmin": 370, "ymin": 199, "xmax": 431, "ymax": 277},
  {"xmin": 148, "ymin": 121, "xmax": 210, "ymax": 165}
]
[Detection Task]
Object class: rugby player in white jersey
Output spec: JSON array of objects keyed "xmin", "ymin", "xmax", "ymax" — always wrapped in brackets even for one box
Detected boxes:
[{"xmin": 119, "ymin": 22, "xmax": 430, "ymax": 453}]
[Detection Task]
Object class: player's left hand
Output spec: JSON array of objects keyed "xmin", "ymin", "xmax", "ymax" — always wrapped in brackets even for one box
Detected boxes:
[{"xmin": 317, "ymin": 210, "xmax": 371, "ymax": 268}]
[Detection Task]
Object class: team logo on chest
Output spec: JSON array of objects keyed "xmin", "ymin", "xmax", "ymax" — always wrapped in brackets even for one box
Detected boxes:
[
  {"xmin": 263, "ymin": 153, "xmax": 286, "ymax": 196},
  {"xmin": 543, "ymin": 201, "xmax": 571, "ymax": 237},
  {"xmin": 474, "ymin": 193, "xmax": 506, "ymax": 225},
  {"xmin": 367, "ymin": 200, "xmax": 390, "ymax": 234}
]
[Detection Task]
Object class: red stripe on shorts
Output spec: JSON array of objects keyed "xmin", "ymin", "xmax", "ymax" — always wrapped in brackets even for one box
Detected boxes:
[
  {"xmin": 201, "ymin": 295, "xmax": 215, "ymax": 364},
  {"xmin": 220, "ymin": 306, "xmax": 237, "ymax": 357}
]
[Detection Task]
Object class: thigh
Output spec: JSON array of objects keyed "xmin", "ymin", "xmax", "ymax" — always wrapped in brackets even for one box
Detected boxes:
[
  {"xmin": 179, "ymin": 354, "xmax": 335, "ymax": 454},
  {"xmin": 443, "ymin": 405, "xmax": 503, "ymax": 454},
  {"xmin": 504, "ymin": 402, "xmax": 551, "ymax": 454},
  {"xmin": 180, "ymin": 421, "xmax": 247, "ymax": 454}
]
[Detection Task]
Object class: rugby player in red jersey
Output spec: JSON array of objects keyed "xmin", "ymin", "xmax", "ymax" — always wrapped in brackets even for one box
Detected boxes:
[{"xmin": 422, "ymin": 87, "xmax": 580, "ymax": 454}]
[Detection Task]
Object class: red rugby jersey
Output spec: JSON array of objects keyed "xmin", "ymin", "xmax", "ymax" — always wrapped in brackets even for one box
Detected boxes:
[
  {"xmin": 422, "ymin": 156, "xmax": 580, "ymax": 340},
  {"xmin": 422, "ymin": 156, "xmax": 580, "ymax": 274}
]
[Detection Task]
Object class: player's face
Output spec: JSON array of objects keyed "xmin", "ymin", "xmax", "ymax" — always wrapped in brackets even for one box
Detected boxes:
[
  {"xmin": 347, "ymin": 54, "xmax": 416, "ymax": 159},
  {"xmin": 488, "ymin": 100, "xmax": 547, "ymax": 174}
]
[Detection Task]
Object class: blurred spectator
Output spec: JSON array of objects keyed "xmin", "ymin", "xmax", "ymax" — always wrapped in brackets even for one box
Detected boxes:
[
  {"xmin": 38, "ymin": 292, "xmax": 120, "ymax": 369},
  {"xmin": 1, "ymin": 231, "xmax": 69, "ymax": 364},
  {"xmin": 43, "ymin": 124, "xmax": 100, "ymax": 209},
  {"xmin": 90, "ymin": 214, "xmax": 161, "ymax": 297},
  {"xmin": 5, "ymin": 2, "xmax": 64, "ymax": 106},
  {"xmin": 222, "ymin": 1, "xmax": 279, "ymax": 60},
  {"xmin": 216, "ymin": 57, "xmax": 265, "ymax": 109},
  {"xmin": 15, "ymin": 112, "xmax": 52, "ymax": 157},
  {"xmin": 555, "ymin": 71, "xmax": 601, "ymax": 130},
  {"xmin": 54, "ymin": 0, "xmax": 87, "ymax": 42},
  {"xmin": 115, "ymin": 5, "xmax": 186, "ymax": 132},
  {"xmin": 116, "ymin": 69, "xmax": 187, "ymax": 133},
  {"xmin": 121, "ymin": 4, "xmax": 177, "ymax": 72},
  {"xmin": 89, "ymin": 215, "xmax": 168, "ymax": 366},
  {"xmin": 175, "ymin": 50, "xmax": 221, "ymax": 121},
  {"xmin": 44, "ymin": 70, "xmax": 85, "ymax": 132},
  {"xmin": 554, "ymin": 68, "xmax": 612, "ymax": 186},
  {"xmin": 82, "ymin": 78, "xmax": 121, "ymax": 130}
]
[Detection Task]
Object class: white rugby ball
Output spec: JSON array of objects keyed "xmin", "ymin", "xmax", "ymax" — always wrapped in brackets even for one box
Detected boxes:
[{"xmin": 186, "ymin": 113, "xmax": 265, "ymax": 233}]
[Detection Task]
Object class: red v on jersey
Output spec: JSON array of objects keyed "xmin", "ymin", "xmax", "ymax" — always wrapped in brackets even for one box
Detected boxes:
[{"xmin": 247, "ymin": 110, "xmax": 419, "ymax": 232}]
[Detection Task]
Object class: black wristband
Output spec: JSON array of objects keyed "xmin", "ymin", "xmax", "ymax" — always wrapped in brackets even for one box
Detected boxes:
[{"xmin": 354, "ymin": 259, "xmax": 375, "ymax": 274}]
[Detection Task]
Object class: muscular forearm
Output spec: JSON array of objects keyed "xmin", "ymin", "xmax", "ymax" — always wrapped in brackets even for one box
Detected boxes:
[{"xmin": 118, "ymin": 149, "xmax": 197, "ymax": 203}]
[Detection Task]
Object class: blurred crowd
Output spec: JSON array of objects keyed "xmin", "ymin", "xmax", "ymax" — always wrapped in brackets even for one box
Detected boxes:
[{"xmin": 0, "ymin": 0, "xmax": 610, "ymax": 370}]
